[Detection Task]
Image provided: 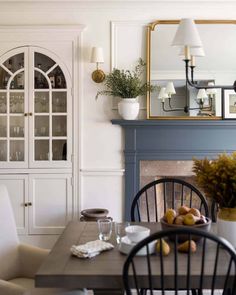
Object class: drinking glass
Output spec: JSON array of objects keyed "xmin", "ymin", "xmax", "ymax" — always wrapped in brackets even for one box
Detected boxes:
[
  {"xmin": 97, "ymin": 218, "xmax": 112, "ymax": 241},
  {"xmin": 114, "ymin": 222, "xmax": 130, "ymax": 244}
]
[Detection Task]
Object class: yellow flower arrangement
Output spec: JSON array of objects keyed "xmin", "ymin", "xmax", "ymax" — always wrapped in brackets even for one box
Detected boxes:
[{"xmin": 193, "ymin": 152, "xmax": 236, "ymax": 208}]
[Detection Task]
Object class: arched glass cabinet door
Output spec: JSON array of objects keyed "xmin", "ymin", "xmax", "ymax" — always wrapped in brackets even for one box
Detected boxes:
[
  {"xmin": 0, "ymin": 48, "xmax": 28, "ymax": 167},
  {"xmin": 30, "ymin": 48, "xmax": 71, "ymax": 168},
  {"xmin": 0, "ymin": 46, "xmax": 72, "ymax": 168}
]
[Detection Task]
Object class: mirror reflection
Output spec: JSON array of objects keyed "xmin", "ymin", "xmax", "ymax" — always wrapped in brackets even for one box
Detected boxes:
[{"xmin": 147, "ymin": 20, "xmax": 236, "ymax": 119}]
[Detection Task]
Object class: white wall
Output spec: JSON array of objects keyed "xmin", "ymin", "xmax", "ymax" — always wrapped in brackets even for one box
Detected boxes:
[{"xmin": 1, "ymin": 0, "xmax": 236, "ymax": 224}]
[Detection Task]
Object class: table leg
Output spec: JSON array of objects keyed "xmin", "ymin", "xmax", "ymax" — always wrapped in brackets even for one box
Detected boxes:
[{"xmin": 93, "ymin": 289, "xmax": 124, "ymax": 295}]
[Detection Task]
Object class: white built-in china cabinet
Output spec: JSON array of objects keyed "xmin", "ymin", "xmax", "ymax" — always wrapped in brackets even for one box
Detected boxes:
[{"xmin": 0, "ymin": 26, "xmax": 84, "ymax": 241}]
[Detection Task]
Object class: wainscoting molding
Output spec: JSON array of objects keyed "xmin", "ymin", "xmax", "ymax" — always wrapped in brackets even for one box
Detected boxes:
[{"xmin": 80, "ymin": 168, "xmax": 125, "ymax": 176}]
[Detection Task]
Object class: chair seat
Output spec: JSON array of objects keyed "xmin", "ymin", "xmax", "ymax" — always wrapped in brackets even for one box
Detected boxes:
[
  {"xmin": 8, "ymin": 278, "xmax": 87, "ymax": 295},
  {"xmin": 9, "ymin": 278, "xmax": 34, "ymax": 290}
]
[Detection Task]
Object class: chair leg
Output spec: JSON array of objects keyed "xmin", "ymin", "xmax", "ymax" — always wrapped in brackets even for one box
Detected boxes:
[
  {"xmin": 223, "ymin": 289, "xmax": 232, "ymax": 295},
  {"xmin": 191, "ymin": 290, "xmax": 198, "ymax": 295},
  {"xmin": 140, "ymin": 289, "xmax": 147, "ymax": 295}
]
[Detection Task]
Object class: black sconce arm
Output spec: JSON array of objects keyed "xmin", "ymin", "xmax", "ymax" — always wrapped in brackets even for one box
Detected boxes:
[{"xmin": 185, "ymin": 59, "xmax": 236, "ymax": 92}]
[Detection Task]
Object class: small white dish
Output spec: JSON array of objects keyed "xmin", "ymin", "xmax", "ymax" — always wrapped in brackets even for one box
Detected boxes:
[
  {"xmin": 119, "ymin": 236, "xmax": 156, "ymax": 256},
  {"xmin": 125, "ymin": 225, "xmax": 150, "ymax": 243}
]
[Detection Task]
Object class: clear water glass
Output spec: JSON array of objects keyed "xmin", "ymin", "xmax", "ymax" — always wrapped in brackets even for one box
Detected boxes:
[
  {"xmin": 114, "ymin": 222, "xmax": 130, "ymax": 244},
  {"xmin": 97, "ymin": 218, "xmax": 112, "ymax": 241}
]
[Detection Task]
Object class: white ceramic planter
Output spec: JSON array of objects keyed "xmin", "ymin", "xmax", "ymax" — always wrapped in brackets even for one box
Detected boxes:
[
  {"xmin": 118, "ymin": 98, "xmax": 139, "ymax": 120},
  {"xmin": 217, "ymin": 208, "xmax": 236, "ymax": 247}
]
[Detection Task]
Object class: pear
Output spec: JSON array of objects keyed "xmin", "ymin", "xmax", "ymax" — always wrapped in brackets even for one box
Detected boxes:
[
  {"xmin": 183, "ymin": 213, "xmax": 198, "ymax": 225},
  {"xmin": 178, "ymin": 205, "xmax": 190, "ymax": 215},
  {"xmin": 174, "ymin": 215, "xmax": 185, "ymax": 225},
  {"xmin": 156, "ymin": 239, "xmax": 170, "ymax": 256},
  {"xmin": 178, "ymin": 240, "xmax": 197, "ymax": 253},
  {"xmin": 165, "ymin": 209, "xmax": 176, "ymax": 224},
  {"xmin": 189, "ymin": 208, "xmax": 201, "ymax": 218}
]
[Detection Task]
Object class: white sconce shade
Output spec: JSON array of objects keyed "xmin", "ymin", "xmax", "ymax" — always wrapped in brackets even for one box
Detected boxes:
[
  {"xmin": 172, "ymin": 19, "xmax": 203, "ymax": 48},
  {"xmin": 206, "ymin": 82, "xmax": 217, "ymax": 95},
  {"xmin": 90, "ymin": 47, "xmax": 104, "ymax": 63},
  {"xmin": 179, "ymin": 47, "xmax": 205, "ymax": 57},
  {"xmin": 158, "ymin": 87, "xmax": 168, "ymax": 100},
  {"xmin": 197, "ymin": 88, "xmax": 208, "ymax": 99},
  {"xmin": 90, "ymin": 47, "xmax": 105, "ymax": 83},
  {"xmin": 166, "ymin": 82, "xmax": 176, "ymax": 96}
]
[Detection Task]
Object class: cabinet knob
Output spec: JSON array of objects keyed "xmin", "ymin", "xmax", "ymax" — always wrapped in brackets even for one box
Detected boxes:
[
  {"xmin": 28, "ymin": 202, "xmax": 32, "ymax": 206},
  {"xmin": 24, "ymin": 203, "xmax": 28, "ymax": 207},
  {"xmin": 24, "ymin": 113, "xmax": 28, "ymax": 117},
  {"xmin": 29, "ymin": 112, "xmax": 33, "ymax": 116}
]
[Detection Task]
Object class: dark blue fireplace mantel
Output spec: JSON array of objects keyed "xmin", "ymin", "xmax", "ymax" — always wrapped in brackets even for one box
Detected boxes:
[{"xmin": 111, "ymin": 119, "xmax": 236, "ymax": 220}]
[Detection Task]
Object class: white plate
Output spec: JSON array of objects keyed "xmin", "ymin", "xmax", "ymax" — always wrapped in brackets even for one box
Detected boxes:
[{"xmin": 118, "ymin": 236, "xmax": 156, "ymax": 256}]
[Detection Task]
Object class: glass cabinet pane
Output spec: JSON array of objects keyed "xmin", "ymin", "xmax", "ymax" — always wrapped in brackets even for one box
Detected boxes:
[
  {"xmin": 35, "ymin": 71, "xmax": 49, "ymax": 89},
  {"xmin": 10, "ymin": 140, "xmax": 24, "ymax": 161},
  {"xmin": 11, "ymin": 72, "xmax": 24, "ymax": 89},
  {"xmin": 35, "ymin": 53, "xmax": 55, "ymax": 72},
  {"xmin": 0, "ymin": 93, "xmax": 7, "ymax": 113},
  {"xmin": 35, "ymin": 92, "xmax": 49, "ymax": 113},
  {"xmin": 52, "ymin": 116, "xmax": 67, "ymax": 136},
  {"xmin": 48, "ymin": 66, "xmax": 66, "ymax": 89},
  {"xmin": 0, "ymin": 117, "xmax": 7, "ymax": 137},
  {"xmin": 0, "ymin": 140, "xmax": 7, "ymax": 161},
  {"xmin": 10, "ymin": 93, "xmax": 24, "ymax": 113},
  {"xmin": 3, "ymin": 53, "xmax": 24, "ymax": 73},
  {"xmin": 35, "ymin": 140, "xmax": 49, "ymax": 161},
  {"xmin": 52, "ymin": 92, "xmax": 67, "ymax": 113},
  {"xmin": 52, "ymin": 140, "xmax": 67, "ymax": 160},
  {"xmin": 10, "ymin": 116, "xmax": 24, "ymax": 137},
  {"xmin": 0, "ymin": 67, "xmax": 11, "ymax": 89},
  {"xmin": 35, "ymin": 116, "xmax": 49, "ymax": 137}
]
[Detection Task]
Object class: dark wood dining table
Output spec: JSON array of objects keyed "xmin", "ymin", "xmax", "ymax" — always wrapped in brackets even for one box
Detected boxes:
[{"xmin": 35, "ymin": 221, "xmax": 228, "ymax": 295}]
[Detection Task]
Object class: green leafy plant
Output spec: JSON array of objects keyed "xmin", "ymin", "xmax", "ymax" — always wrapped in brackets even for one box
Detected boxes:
[
  {"xmin": 95, "ymin": 58, "xmax": 157, "ymax": 99},
  {"xmin": 193, "ymin": 152, "xmax": 236, "ymax": 208}
]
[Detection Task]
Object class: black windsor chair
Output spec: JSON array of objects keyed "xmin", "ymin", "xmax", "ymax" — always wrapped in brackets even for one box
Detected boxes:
[
  {"xmin": 130, "ymin": 177, "xmax": 209, "ymax": 295},
  {"xmin": 123, "ymin": 227, "xmax": 236, "ymax": 295},
  {"xmin": 211, "ymin": 200, "xmax": 218, "ymax": 223},
  {"xmin": 131, "ymin": 177, "xmax": 209, "ymax": 222}
]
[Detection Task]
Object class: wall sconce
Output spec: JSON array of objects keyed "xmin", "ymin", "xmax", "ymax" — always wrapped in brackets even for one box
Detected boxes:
[
  {"xmin": 158, "ymin": 81, "xmax": 214, "ymax": 114},
  {"xmin": 206, "ymin": 82, "xmax": 218, "ymax": 98},
  {"xmin": 172, "ymin": 18, "xmax": 236, "ymax": 93},
  {"xmin": 90, "ymin": 47, "xmax": 105, "ymax": 83},
  {"xmin": 158, "ymin": 19, "xmax": 223, "ymax": 114},
  {"xmin": 195, "ymin": 88, "xmax": 209, "ymax": 115}
]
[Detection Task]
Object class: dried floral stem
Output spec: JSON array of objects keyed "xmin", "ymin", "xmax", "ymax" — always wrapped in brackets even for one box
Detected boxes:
[{"xmin": 193, "ymin": 153, "xmax": 236, "ymax": 208}]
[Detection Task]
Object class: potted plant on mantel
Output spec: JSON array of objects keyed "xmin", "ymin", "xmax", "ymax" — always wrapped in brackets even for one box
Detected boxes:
[
  {"xmin": 96, "ymin": 58, "xmax": 157, "ymax": 120},
  {"xmin": 193, "ymin": 152, "xmax": 236, "ymax": 247}
]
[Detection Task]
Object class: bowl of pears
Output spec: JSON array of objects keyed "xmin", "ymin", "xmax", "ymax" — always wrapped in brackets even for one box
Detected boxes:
[{"xmin": 160, "ymin": 205, "xmax": 211, "ymax": 242}]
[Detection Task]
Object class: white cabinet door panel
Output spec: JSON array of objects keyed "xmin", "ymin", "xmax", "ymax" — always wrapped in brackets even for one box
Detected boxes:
[
  {"xmin": 29, "ymin": 174, "xmax": 72, "ymax": 234},
  {"xmin": 0, "ymin": 174, "xmax": 28, "ymax": 234}
]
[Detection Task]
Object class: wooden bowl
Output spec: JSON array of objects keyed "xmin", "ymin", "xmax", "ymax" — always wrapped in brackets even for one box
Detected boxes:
[{"xmin": 160, "ymin": 217, "xmax": 212, "ymax": 242}]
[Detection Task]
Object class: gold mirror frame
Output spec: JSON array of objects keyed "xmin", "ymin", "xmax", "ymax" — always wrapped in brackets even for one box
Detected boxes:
[{"xmin": 146, "ymin": 19, "xmax": 236, "ymax": 120}]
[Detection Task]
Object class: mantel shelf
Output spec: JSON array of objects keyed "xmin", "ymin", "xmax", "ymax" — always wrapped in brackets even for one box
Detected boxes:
[{"xmin": 111, "ymin": 119, "xmax": 236, "ymax": 127}]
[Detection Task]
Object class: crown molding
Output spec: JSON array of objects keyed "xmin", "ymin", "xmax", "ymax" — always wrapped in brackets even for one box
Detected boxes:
[
  {"xmin": 0, "ymin": 0, "xmax": 235, "ymax": 1},
  {"xmin": 0, "ymin": 0, "xmax": 236, "ymax": 2},
  {"xmin": 0, "ymin": 25, "xmax": 86, "ymax": 32},
  {"xmin": 0, "ymin": 0, "xmax": 235, "ymax": 12}
]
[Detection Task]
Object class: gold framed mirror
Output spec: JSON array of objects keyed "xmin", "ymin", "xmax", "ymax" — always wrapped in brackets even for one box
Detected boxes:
[{"xmin": 146, "ymin": 20, "xmax": 236, "ymax": 120}]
